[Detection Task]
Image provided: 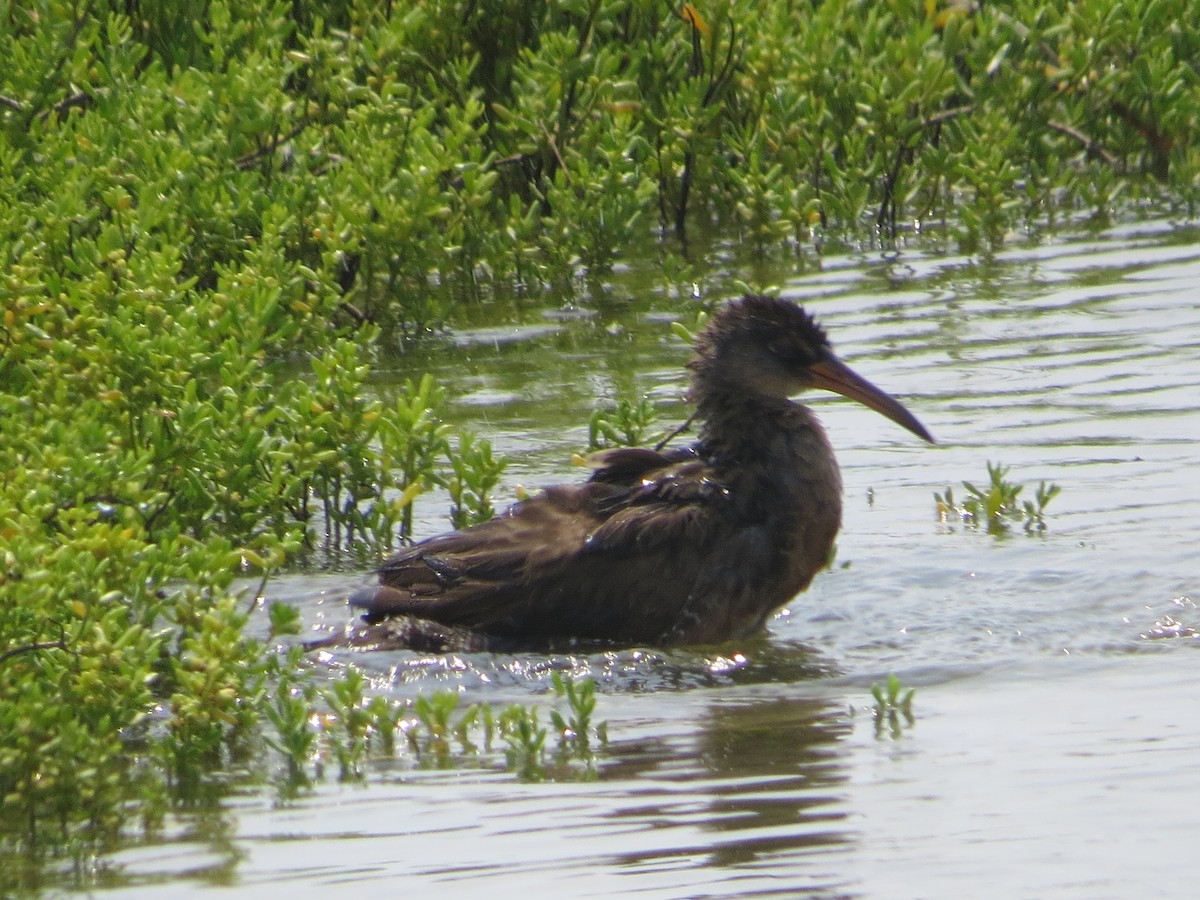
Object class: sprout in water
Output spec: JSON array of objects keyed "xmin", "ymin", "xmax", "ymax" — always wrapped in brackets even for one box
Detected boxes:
[
  {"xmin": 936, "ymin": 462, "xmax": 1061, "ymax": 536},
  {"xmin": 871, "ymin": 674, "xmax": 916, "ymax": 740}
]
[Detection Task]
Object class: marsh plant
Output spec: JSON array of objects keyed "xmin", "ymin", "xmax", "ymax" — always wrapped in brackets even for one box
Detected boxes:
[
  {"xmin": 550, "ymin": 671, "xmax": 608, "ymax": 754},
  {"xmin": 273, "ymin": 674, "xmax": 609, "ymax": 786},
  {"xmin": 448, "ymin": 432, "xmax": 507, "ymax": 529},
  {"xmin": 408, "ymin": 690, "xmax": 485, "ymax": 764},
  {"xmin": 497, "ymin": 672, "xmax": 610, "ymax": 781},
  {"xmin": 871, "ymin": 674, "xmax": 917, "ymax": 740},
  {"xmin": 588, "ymin": 395, "xmax": 662, "ymax": 451},
  {"xmin": 936, "ymin": 462, "xmax": 1062, "ymax": 535}
]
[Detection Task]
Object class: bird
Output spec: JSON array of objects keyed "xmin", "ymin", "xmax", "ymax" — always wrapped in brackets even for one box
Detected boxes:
[{"xmin": 334, "ymin": 294, "xmax": 933, "ymax": 653}]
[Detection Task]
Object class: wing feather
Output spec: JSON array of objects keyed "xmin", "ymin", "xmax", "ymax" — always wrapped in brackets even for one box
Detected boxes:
[{"xmin": 351, "ymin": 447, "xmax": 737, "ymax": 640}]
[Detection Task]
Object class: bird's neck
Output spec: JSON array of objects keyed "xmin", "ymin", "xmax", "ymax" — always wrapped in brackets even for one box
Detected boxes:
[
  {"xmin": 694, "ymin": 383, "xmax": 834, "ymax": 473},
  {"xmin": 691, "ymin": 379, "xmax": 844, "ymax": 625}
]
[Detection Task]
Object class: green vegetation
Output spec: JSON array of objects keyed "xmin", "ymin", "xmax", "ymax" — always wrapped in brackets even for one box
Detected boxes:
[
  {"xmin": 589, "ymin": 394, "xmax": 662, "ymax": 450},
  {"xmin": 503, "ymin": 671, "xmax": 609, "ymax": 781},
  {"xmin": 307, "ymin": 672, "xmax": 608, "ymax": 785},
  {"xmin": 871, "ymin": 673, "xmax": 916, "ymax": 740},
  {"xmin": 1, "ymin": 0, "xmax": 1195, "ymax": 888},
  {"xmin": 550, "ymin": 670, "xmax": 609, "ymax": 757},
  {"xmin": 936, "ymin": 462, "xmax": 1062, "ymax": 535},
  {"xmin": 5, "ymin": 3, "xmax": 1198, "ymax": 326}
]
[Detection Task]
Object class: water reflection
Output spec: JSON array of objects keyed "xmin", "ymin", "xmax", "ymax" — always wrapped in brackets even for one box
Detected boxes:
[
  {"xmin": 91, "ymin": 688, "xmax": 859, "ymax": 899},
  {"xmin": 675, "ymin": 698, "xmax": 850, "ymax": 870}
]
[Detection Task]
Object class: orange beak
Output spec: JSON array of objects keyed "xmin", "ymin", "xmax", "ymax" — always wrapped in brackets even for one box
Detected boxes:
[{"xmin": 808, "ymin": 352, "xmax": 934, "ymax": 443}]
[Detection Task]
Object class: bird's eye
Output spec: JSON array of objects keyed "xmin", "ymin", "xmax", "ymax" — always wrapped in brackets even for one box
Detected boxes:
[{"xmin": 766, "ymin": 340, "xmax": 789, "ymax": 359}]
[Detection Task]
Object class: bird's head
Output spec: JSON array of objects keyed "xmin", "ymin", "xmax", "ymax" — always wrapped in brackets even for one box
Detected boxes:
[{"xmin": 689, "ymin": 295, "xmax": 933, "ymax": 442}]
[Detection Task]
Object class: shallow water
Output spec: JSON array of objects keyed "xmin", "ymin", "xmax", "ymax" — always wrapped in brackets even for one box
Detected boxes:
[{"xmin": 101, "ymin": 222, "xmax": 1199, "ymax": 898}]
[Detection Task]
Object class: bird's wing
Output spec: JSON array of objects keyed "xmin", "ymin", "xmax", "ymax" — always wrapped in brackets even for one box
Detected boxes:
[
  {"xmin": 350, "ymin": 448, "xmax": 738, "ymax": 638},
  {"xmin": 583, "ymin": 444, "xmax": 700, "ymax": 485},
  {"xmin": 582, "ymin": 455, "xmax": 730, "ymax": 554},
  {"xmin": 351, "ymin": 492, "xmax": 590, "ymax": 623}
]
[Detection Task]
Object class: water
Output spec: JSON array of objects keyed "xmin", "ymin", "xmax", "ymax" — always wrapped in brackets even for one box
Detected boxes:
[{"xmin": 99, "ymin": 222, "xmax": 1200, "ymax": 898}]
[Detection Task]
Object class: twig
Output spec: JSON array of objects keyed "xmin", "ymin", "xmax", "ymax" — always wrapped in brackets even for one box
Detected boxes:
[
  {"xmin": 337, "ymin": 300, "xmax": 368, "ymax": 325},
  {"xmin": 0, "ymin": 640, "xmax": 68, "ymax": 665},
  {"xmin": 1047, "ymin": 120, "xmax": 1120, "ymax": 168},
  {"xmin": 50, "ymin": 91, "xmax": 92, "ymax": 117},
  {"xmin": 654, "ymin": 411, "xmax": 697, "ymax": 451},
  {"xmin": 236, "ymin": 121, "xmax": 309, "ymax": 170},
  {"xmin": 0, "ymin": 90, "xmax": 94, "ymax": 118},
  {"xmin": 539, "ymin": 121, "xmax": 570, "ymax": 184},
  {"xmin": 921, "ymin": 103, "xmax": 974, "ymax": 127},
  {"xmin": 877, "ymin": 104, "xmax": 975, "ymax": 234},
  {"xmin": 1110, "ymin": 100, "xmax": 1171, "ymax": 179}
]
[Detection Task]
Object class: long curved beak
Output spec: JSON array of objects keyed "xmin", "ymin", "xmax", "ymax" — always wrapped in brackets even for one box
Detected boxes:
[{"xmin": 808, "ymin": 352, "xmax": 934, "ymax": 443}]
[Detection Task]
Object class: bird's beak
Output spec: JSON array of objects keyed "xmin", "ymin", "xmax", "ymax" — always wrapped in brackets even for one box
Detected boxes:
[{"xmin": 808, "ymin": 352, "xmax": 934, "ymax": 443}]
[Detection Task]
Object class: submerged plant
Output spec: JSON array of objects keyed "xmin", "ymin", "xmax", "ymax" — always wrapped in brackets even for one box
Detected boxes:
[
  {"xmin": 447, "ymin": 432, "xmax": 506, "ymax": 529},
  {"xmin": 588, "ymin": 395, "xmax": 661, "ymax": 451},
  {"xmin": 278, "ymin": 678, "xmax": 609, "ymax": 786},
  {"xmin": 935, "ymin": 462, "xmax": 1061, "ymax": 535},
  {"xmin": 408, "ymin": 691, "xmax": 483, "ymax": 764},
  {"xmin": 550, "ymin": 671, "xmax": 607, "ymax": 754},
  {"xmin": 497, "ymin": 703, "xmax": 549, "ymax": 781},
  {"xmin": 375, "ymin": 374, "xmax": 452, "ymax": 543},
  {"xmin": 871, "ymin": 674, "xmax": 916, "ymax": 740},
  {"xmin": 320, "ymin": 669, "xmax": 372, "ymax": 781},
  {"xmin": 264, "ymin": 652, "xmax": 318, "ymax": 790}
]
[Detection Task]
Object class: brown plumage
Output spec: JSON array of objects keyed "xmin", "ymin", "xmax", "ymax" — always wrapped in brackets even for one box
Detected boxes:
[{"xmin": 337, "ymin": 295, "xmax": 932, "ymax": 652}]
